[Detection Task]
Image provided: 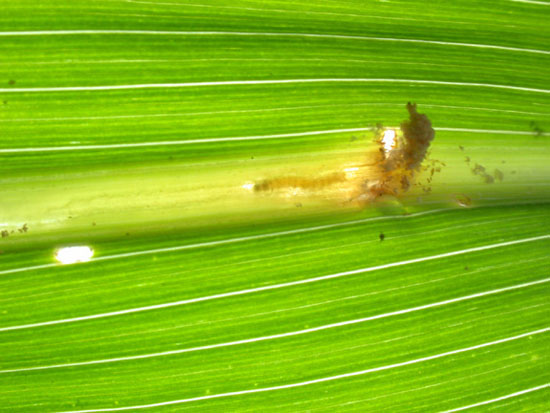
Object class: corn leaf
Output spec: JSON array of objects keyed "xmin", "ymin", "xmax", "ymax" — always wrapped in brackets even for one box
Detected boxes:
[{"xmin": 1, "ymin": 0, "xmax": 549, "ymax": 411}]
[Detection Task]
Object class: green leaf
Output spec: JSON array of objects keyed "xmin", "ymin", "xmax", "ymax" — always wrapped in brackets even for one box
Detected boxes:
[{"xmin": 1, "ymin": 0, "xmax": 549, "ymax": 412}]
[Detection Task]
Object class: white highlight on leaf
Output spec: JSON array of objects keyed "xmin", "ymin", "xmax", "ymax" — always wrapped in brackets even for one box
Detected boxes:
[
  {"xmin": 0, "ymin": 208, "xmax": 446, "ymax": 278},
  {"xmin": 0, "ymin": 233, "xmax": 547, "ymax": 332},
  {"xmin": 343, "ymin": 167, "xmax": 359, "ymax": 178},
  {"xmin": 54, "ymin": 246, "xmax": 94, "ymax": 265},
  {"xmin": 54, "ymin": 328, "xmax": 549, "ymax": 412},
  {"xmin": 509, "ymin": 0, "xmax": 550, "ymax": 5},
  {"xmin": 382, "ymin": 129, "xmax": 396, "ymax": 152}
]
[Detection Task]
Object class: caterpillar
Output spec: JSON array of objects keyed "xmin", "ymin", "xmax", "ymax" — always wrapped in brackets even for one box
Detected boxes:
[{"xmin": 254, "ymin": 172, "xmax": 347, "ymax": 192}]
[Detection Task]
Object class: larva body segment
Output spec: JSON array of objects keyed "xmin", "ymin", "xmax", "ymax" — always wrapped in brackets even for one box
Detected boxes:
[{"xmin": 253, "ymin": 172, "xmax": 347, "ymax": 192}]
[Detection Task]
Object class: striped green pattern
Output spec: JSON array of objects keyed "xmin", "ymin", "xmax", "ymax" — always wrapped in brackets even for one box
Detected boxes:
[{"xmin": 0, "ymin": 0, "xmax": 549, "ymax": 412}]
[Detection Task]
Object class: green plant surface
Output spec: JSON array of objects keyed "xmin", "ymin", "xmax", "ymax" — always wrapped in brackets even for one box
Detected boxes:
[{"xmin": 0, "ymin": 0, "xmax": 549, "ymax": 412}]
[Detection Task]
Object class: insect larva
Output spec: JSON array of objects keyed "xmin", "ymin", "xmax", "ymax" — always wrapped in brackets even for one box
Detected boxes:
[{"xmin": 254, "ymin": 172, "xmax": 346, "ymax": 192}]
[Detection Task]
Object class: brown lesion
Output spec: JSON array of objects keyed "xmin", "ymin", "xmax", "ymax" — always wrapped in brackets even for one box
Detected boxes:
[
  {"xmin": 393, "ymin": 102, "xmax": 436, "ymax": 171},
  {"xmin": 252, "ymin": 103, "xmax": 438, "ymax": 205},
  {"xmin": 356, "ymin": 102, "xmax": 437, "ymax": 202},
  {"xmin": 465, "ymin": 156, "xmax": 504, "ymax": 185},
  {"xmin": 1, "ymin": 223, "xmax": 29, "ymax": 238}
]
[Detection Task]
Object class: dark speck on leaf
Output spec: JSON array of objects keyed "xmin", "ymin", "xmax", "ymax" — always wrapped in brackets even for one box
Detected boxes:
[
  {"xmin": 379, "ymin": 233, "xmax": 385, "ymax": 241},
  {"xmin": 530, "ymin": 121, "xmax": 545, "ymax": 137},
  {"xmin": 8, "ymin": 80, "xmax": 15, "ymax": 85}
]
